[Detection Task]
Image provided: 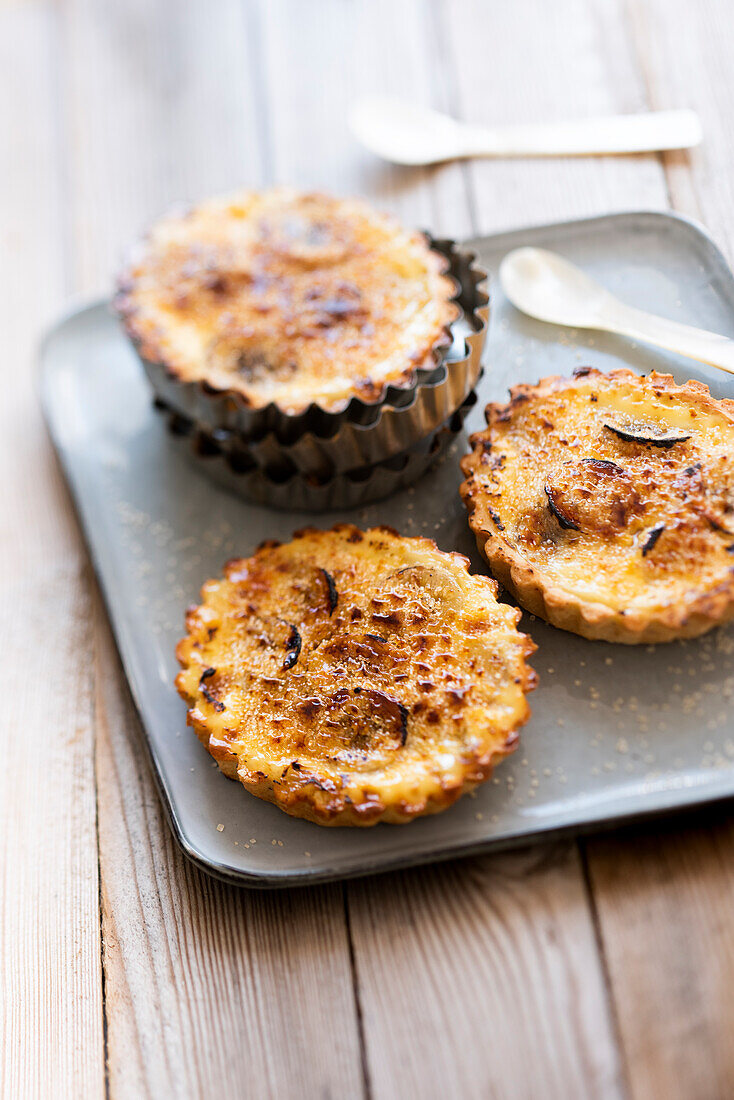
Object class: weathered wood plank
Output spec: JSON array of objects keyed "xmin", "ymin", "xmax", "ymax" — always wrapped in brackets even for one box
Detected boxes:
[
  {"xmin": 258, "ymin": 0, "xmax": 472, "ymax": 238},
  {"xmin": 446, "ymin": 0, "xmax": 669, "ymax": 233},
  {"xmin": 585, "ymin": 813, "xmax": 734, "ymax": 1100},
  {"xmin": 64, "ymin": 0, "xmax": 267, "ymax": 295},
  {"xmin": 0, "ymin": 3, "xmax": 105, "ymax": 1097},
  {"xmin": 625, "ymin": 0, "xmax": 734, "ymax": 257},
  {"xmin": 62, "ymin": 0, "xmax": 366, "ymax": 1094},
  {"xmin": 581, "ymin": 4, "xmax": 734, "ymax": 1098},
  {"xmin": 94, "ymin": 604, "xmax": 365, "ymax": 1099},
  {"xmin": 350, "ymin": 846, "xmax": 623, "ymax": 1099}
]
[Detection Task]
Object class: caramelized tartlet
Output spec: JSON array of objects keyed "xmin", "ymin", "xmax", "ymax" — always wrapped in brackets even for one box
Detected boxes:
[
  {"xmin": 115, "ymin": 188, "xmax": 459, "ymax": 416},
  {"xmin": 176, "ymin": 525, "xmax": 536, "ymax": 825},
  {"xmin": 461, "ymin": 368, "xmax": 734, "ymax": 644}
]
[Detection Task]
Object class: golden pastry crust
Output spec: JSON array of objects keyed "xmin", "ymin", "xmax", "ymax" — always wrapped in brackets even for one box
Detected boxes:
[
  {"xmin": 115, "ymin": 189, "xmax": 458, "ymax": 415},
  {"xmin": 461, "ymin": 368, "xmax": 734, "ymax": 644},
  {"xmin": 175, "ymin": 525, "xmax": 536, "ymax": 826}
]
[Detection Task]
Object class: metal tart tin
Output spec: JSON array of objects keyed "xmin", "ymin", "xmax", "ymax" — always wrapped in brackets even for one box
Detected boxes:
[
  {"xmin": 121, "ymin": 235, "xmax": 488, "ymax": 477},
  {"xmin": 165, "ymin": 390, "xmax": 478, "ymax": 512}
]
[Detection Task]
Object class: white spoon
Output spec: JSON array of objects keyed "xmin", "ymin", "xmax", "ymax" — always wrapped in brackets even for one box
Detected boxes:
[
  {"xmin": 499, "ymin": 247, "xmax": 734, "ymax": 376},
  {"xmin": 348, "ymin": 97, "xmax": 703, "ymax": 166}
]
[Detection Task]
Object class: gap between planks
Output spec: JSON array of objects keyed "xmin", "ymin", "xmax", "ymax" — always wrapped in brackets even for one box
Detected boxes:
[{"xmin": 0, "ymin": 2, "xmax": 105, "ymax": 1096}]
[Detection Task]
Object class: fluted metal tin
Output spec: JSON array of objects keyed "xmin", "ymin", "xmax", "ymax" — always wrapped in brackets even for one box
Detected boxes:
[
  {"xmin": 166, "ymin": 391, "xmax": 477, "ymax": 511},
  {"xmin": 126, "ymin": 236, "xmax": 488, "ymax": 478}
]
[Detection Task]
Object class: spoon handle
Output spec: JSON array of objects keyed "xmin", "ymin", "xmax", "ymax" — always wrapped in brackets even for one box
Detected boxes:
[
  {"xmin": 602, "ymin": 301, "xmax": 734, "ymax": 376},
  {"xmin": 464, "ymin": 110, "xmax": 702, "ymax": 158}
]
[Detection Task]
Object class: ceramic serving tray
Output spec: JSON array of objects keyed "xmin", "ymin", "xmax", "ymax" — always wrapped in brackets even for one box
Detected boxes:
[{"xmin": 41, "ymin": 210, "xmax": 734, "ymax": 888}]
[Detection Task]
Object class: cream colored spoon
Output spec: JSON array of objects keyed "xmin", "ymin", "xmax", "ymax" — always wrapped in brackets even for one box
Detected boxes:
[
  {"xmin": 499, "ymin": 247, "xmax": 734, "ymax": 376},
  {"xmin": 348, "ymin": 97, "xmax": 702, "ymax": 165}
]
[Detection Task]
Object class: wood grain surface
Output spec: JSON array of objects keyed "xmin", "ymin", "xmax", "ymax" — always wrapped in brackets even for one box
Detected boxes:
[
  {"xmin": 3, "ymin": 1, "xmax": 734, "ymax": 1097},
  {"xmin": 0, "ymin": 4, "xmax": 105, "ymax": 1098}
]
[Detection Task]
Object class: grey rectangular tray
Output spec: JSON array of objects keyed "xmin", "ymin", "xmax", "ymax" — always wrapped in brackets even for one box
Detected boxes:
[{"xmin": 41, "ymin": 210, "xmax": 734, "ymax": 888}]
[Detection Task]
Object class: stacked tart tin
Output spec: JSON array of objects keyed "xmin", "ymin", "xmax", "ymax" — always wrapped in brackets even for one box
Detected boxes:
[{"xmin": 115, "ymin": 189, "xmax": 488, "ymax": 510}]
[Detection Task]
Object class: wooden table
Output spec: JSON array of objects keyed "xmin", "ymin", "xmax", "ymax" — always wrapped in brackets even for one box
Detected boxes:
[{"xmin": 4, "ymin": 1, "xmax": 734, "ymax": 1096}]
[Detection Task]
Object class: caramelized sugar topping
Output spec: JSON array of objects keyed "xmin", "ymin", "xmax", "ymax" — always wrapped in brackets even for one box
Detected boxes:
[
  {"xmin": 175, "ymin": 525, "xmax": 535, "ymax": 824},
  {"xmin": 116, "ymin": 189, "xmax": 458, "ymax": 413}
]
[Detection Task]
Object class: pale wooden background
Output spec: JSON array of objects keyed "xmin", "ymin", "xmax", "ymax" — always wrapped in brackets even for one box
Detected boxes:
[{"xmin": 3, "ymin": 0, "xmax": 734, "ymax": 1097}]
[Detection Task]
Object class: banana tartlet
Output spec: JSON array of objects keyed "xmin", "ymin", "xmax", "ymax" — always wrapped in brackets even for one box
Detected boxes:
[
  {"xmin": 115, "ymin": 188, "xmax": 459, "ymax": 416},
  {"xmin": 461, "ymin": 368, "xmax": 734, "ymax": 644},
  {"xmin": 176, "ymin": 525, "xmax": 536, "ymax": 825}
]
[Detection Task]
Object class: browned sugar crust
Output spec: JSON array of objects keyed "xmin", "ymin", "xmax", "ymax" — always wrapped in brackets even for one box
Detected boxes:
[
  {"xmin": 461, "ymin": 368, "xmax": 734, "ymax": 644},
  {"xmin": 116, "ymin": 189, "xmax": 459, "ymax": 416},
  {"xmin": 176, "ymin": 525, "xmax": 536, "ymax": 825}
]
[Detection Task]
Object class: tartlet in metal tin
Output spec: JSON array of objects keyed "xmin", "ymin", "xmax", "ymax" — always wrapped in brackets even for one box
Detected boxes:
[
  {"xmin": 118, "ymin": 220, "xmax": 487, "ymax": 472},
  {"xmin": 461, "ymin": 367, "xmax": 734, "ymax": 644},
  {"xmin": 115, "ymin": 189, "xmax": 469, "ymax": 433}
]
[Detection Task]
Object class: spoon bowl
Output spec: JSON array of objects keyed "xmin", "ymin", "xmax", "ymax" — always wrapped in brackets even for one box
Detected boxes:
[
  {"xmin": 349, "ymin": 99, "xmax": 469, "ymax": 166},
  {"xmin": 499, "ymin": 247, "xmax": 619, "ymax": 329},
  {"xmin": 499, "ymin": 246, "xmax": 734, "ymax": 376}
]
